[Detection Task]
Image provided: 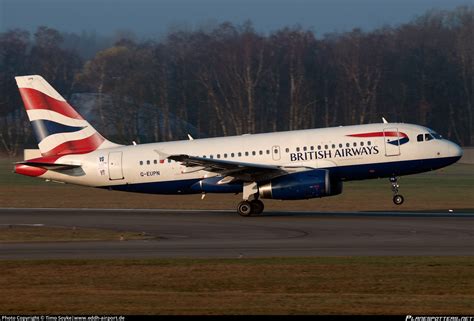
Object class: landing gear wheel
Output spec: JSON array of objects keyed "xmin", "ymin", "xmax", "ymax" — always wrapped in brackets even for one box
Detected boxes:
[
  {"xmin": 237, "ymin": 201, "xmax": 253, "ymax": 217},
  {"xmin": 250, "ymin": 200, "xmax": 265, "ymax": 215},
  {"xmin": 393, "ymin": 194, "xmax": 404, "ymax": 205},
  {"xmin": 389, "ymin": 176, "xmax": 404, "ymax": 205}
]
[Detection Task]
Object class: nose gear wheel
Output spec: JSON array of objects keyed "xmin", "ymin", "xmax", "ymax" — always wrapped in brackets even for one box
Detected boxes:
[{"xmin": 390, "ymin": 177, "xmax": 404, "ymax": 205}]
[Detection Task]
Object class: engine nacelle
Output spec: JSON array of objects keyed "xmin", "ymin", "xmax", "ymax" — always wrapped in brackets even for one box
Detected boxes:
[
  {"xmin": 190, "ymin": 176, "xmax": 243, "ymax": 194},
  {"xmin": 258, "ymin": 169, "xmax": 342, "ymax": 200}
]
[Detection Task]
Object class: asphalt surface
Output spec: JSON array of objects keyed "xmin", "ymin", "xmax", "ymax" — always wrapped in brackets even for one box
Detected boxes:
[{"xmin": 0, "ymin": 208, "xmax": 473, "ymax": 259}]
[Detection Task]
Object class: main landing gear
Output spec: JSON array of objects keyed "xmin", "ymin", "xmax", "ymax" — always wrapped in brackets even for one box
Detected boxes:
[
  {"xmin": 237, "ymin": 182, "xmax": 265, "ymax": 217},
  {"xmin": 237, "ymin": 199, "xmax": 265, "ymax": 217},
  {"xmin": 390, "ymin": 176, "xmax": 404, "ymax": 205}
]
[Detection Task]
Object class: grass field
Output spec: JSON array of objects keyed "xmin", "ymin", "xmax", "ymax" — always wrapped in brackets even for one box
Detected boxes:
[
  {"xmin": 0, "ymin": 158, "xmax": 472, "ymax": 211},
  {"xmin": 0, "ymin": 257, "xmax": 473, "ymax": 315}
]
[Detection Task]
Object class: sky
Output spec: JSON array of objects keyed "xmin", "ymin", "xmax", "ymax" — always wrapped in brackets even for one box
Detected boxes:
[{"xmin": 0, "ymin": 0, "xmax": 472, "ymax": 38}]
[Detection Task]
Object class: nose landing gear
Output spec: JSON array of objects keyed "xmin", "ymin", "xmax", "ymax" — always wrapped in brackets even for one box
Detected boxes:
[{"xmin": 390, "ymin": 176, "xmax": 404, "ymax": 205}]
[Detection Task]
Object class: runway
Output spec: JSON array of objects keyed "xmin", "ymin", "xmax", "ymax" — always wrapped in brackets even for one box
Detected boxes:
[{"xmin": 0, "ymin": 208, "xmax": 473, "ymax": 259}]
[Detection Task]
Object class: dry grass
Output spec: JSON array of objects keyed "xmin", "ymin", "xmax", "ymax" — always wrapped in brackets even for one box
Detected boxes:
[
  {"xmin": 0, "ymin": 257, "xmax": 473, "ymax": 315},
  {"xmin": 0, "ymin": 225, "xmax": 149, "ymax": 242}
]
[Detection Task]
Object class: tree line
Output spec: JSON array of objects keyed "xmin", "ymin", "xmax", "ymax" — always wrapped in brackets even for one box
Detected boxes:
[{"xmin": 0, "ymin": 6, "xmax": 472, "ymax": 156}]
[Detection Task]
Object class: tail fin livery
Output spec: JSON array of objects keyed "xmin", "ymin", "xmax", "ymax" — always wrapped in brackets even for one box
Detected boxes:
[{"xmin": 15, "ymin": 75, "xmax": 118, "ymax": 156}]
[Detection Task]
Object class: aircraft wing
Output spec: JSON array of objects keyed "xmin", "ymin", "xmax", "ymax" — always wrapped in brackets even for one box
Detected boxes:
[{"xmin": 168, "ymin": 154, "xmax": 310, "ymax": 183}]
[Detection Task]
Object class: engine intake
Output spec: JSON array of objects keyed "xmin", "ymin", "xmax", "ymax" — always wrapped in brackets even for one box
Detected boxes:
[{"xmin": 259, "ymin": 169, "xmax": 342, "ymax": 200}]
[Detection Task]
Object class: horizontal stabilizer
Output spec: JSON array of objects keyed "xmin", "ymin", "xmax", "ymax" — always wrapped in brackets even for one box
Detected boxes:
[
  {"xmin": 17, "ymin": 161, "xmax": 81, "ymax": 170},
  {"xmin": 16, "ymin": 156, "xmax": 82, "ymax": 170}
]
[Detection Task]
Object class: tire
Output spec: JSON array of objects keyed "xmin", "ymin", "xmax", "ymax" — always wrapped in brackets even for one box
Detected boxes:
[
  {"xmin": 237, "ymin": 201, "xmax": 253, "ymax": 216},
  {"xmin": 250, "ymin": 200, "xmax": 265, "ymax": 215},
  {"xmin": 393, "ymin": 194, "xmax": 404, "ymax": 205}
]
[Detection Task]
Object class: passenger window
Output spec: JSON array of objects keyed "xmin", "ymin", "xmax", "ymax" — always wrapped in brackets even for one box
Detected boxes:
[
  {"xmin": 317, "ymin": 145, "xmax": 321, "ymax": 150},
  {"xmin": 238, "ymin": 152, "xmax": 242, "ymax": 157},
  {"xmin": 217, "ymin": 154, "xmax": 221, "ymax": 159},
  {"xmin": 139, "ymin": 161, "xmax": 143, "ymax": 165},
  {"xmin": 353, "ymin": 142, "xmax": 357, "ymax": 147},
  {"xmin": 339, "ymin": 143, "xmax": 343, "ymax": 148},
  {"xmin": 425, "ymin": 133, "xmax": 433, "ymax": 141},
  {"xmin": 274, "ymin": 148, "xmax": 279, "ymax": 154},
  {"xmin": 266, "ymin": 150, "xmax": 270, "ymax": 155},
  {"xmin": 368, "ymin": 141, "xmax": 371, "ymax": 146},
  {"xmin": 147, "ymin": 160, "xmax": 150, "ymax": 165},
  {"xmin": 203, "ymin": 155, "xmax": 207, "ymax": 158},
  {"xmin": 210, "ymin": 155, "xmax": 214, "ymax": 159},
  {"xmin": 346, "ymin": 143, "xmax": 350, "ymax": 147},
  {"xmin": 252, "ymin": 151, "xmax": 256, "ymax": 156},
  {"xmin": 303, "ymin": 146, "xmax": 307, "ymax": 151},
  {"xmin": 417, "ymin": 134, "xmax": 423, "ymax": 142},
  {"xmin": 168, "ymin": 159, "xmax": 171, "ymax": 163},
  {"xmin": 310, "ymin": 146, "xmax": 314, "ymax": 151},
  {"xmin": 296, "ymin": 147, "xmax": 300, "ymax": 152},
  {"xmin": 331, "ymin": 144, "xmax": 335, "ymax": 149},
  {"xmin": 360, "ymin": 142, "xmax": 364, "ymax": 146},
  {"xmin": 285, "ymin": 148, "xmax": 289, "ymax": 153},
  {"xmin": 224, "ymin": 153, "xmax": 228, "ymax": 158},
  {"xmin": 324, "ymin": 145, "xmax": 328, "ymax": 150},
  {"xmin": 154, "ymin": 160, "xmax": 157, "ymax": 164},
  {"xmin": 231, "ymin": 153, "xmax": 235, "ymax": 157},
  {"xmin": 245, "ymin": 152, "xmax": 249, "ymax": 156}
]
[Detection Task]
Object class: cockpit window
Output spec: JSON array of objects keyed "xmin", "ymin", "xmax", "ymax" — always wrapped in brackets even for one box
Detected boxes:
[
  {"xmin": 418, "ymin": 132, "xmax": 441, "ymax": 142},
  {"xmin": 430, "ymin": 131, "xmax": 443, "ymax": 139}
]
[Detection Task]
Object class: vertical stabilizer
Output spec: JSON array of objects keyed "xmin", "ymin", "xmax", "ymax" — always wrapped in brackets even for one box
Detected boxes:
[{"xmin": 15, "ymin": 75, "xmax": 119, "ymax": 156}]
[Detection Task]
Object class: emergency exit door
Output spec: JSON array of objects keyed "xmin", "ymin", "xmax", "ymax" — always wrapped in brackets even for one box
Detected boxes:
[{"xmin": 108, "ymin": 151, "xmax": 124, "ymax": 180}]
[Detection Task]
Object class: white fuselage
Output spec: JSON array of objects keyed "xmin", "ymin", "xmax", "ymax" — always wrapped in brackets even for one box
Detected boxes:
[{"xmin": 39, "ymin": 123, "xmax": 462, "ymax": 193}]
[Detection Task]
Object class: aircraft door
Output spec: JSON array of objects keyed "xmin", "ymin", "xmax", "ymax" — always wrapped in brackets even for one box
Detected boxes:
[
  {"xmin": 108, "ymin": 151, "xmax": 124, "ymax": 180},
  {"xmin": 272, "ymin": 145, "xmax": 281, "ymax": 161},
  {"xmin": 384, "ymin": 128, "xmax": 401, "ymax": 157}
]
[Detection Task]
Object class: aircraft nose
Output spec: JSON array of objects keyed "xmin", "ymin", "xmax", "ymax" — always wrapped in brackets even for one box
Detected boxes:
[{"xmin": 449, "ymin": 141, "xmax": 463, "ymax": 159}]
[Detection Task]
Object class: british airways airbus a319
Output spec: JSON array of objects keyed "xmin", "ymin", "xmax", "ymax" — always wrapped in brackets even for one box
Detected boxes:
[{"xmin": 14, "ymin": 75, "xmax": 463, "ymax": 216}]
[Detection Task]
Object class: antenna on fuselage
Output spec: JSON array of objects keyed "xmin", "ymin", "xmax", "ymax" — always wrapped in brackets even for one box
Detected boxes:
[
  {"xmin": 382, "ymin": 117, "xmax": 388, "ymax": 124},
  {"xmin": 187, "ymin": 134, "xmax": 194, "ymax": 140}
]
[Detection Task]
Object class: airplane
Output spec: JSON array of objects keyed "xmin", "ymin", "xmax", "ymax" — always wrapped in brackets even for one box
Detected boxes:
[{"xmin": 13, "ymin": 75, "xmax": 463, "ymax": 216}]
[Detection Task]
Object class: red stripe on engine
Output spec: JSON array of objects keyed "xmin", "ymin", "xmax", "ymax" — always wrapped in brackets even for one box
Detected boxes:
[
  {"xmin": 14, "ymin": 164, "xmax": 47, "ymax": 177},
  {"xmin": 42, "ymin": 132, "xmax": 105, "ymax": 156},
  {"xmin": 19, "ymin": 88, "xmax": 83, "ymax": 120},
  {"xmin": 347, "ymin": 131, "xmax": 408, "ymax": 138}
]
